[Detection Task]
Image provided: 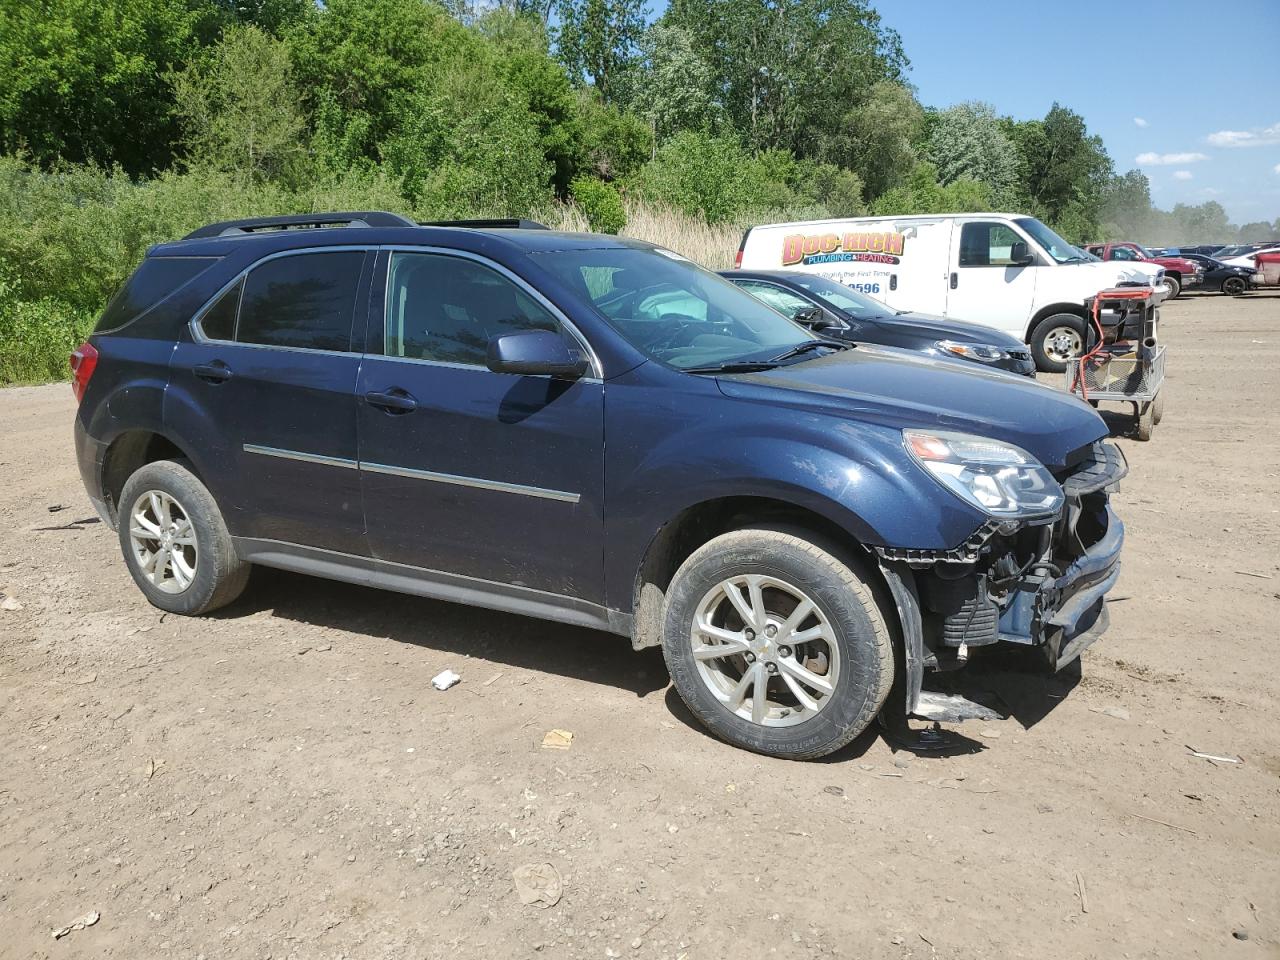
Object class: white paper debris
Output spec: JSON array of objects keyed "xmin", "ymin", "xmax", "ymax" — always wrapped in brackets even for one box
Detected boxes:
[{"xmin": 431, "ymin": 669, "xmax": 461, "ymax": 691}]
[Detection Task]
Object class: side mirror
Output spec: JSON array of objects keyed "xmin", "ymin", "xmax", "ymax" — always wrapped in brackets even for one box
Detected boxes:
[
  {"xmin": 486, "ymin": 330, "xmax": 588, "ymax": 379},
  {"xmin": 1010, "ymin": 240, "xmax": 1034, "ymax": 266},
  {"xmin": 793, "ymin": 305, "xmax": 840, "ymax": 330}
]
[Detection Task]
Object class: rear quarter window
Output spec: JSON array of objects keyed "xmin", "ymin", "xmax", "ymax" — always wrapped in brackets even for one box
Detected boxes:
[
  {"xmin": 235, "ymin": 251, "xmax": 365, "ymax": 352},
  {"xmin": 94, "ymin": 257, "xmax": 219, "ymax": 333}
]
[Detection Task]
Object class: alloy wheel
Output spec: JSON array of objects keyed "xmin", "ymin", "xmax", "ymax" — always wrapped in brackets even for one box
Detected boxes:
[
  {"xmin": 690, "ymin": 574, "xmax": 841, "ymax": 727},
  {"xmin": 128, "ymin": 490, "xmax": 198, "ymax": 594}
]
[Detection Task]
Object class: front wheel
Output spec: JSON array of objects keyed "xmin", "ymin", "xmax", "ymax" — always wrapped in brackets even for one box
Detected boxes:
[
  {"xmin": 661, "ymin": 528, "xmax": 894, "ymax": 760},
  {"xmin": 1029, "ymin": 313, "xmax": 1086, "ymax": 373},
  {"xmin": 1222, "ymin": 276, "xmax": 1247, "ymax": 296},
  {"xmin": 1160, "ymin": 275, "xmax": 1181, "ymax": 300},
  {"xmin": 117, "ymin": 459, "xmax": 250, "ymax": 615}
]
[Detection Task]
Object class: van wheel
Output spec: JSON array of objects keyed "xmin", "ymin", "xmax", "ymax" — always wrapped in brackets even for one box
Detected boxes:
[
  {"xmin": 118, "ymin": 459, "xmax": 250, "ymax": 615},
  {"xmin": 1029, "ymin": 313, "xmax": 1086, "ymax": 373},
  {"xmin": 661, "ymin": 528, "xmax": 893, "ymax": 760}
]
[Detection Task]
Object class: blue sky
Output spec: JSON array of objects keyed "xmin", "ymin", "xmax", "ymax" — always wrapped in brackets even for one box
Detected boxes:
[{"xmin": 647, "ymin": 0, "xmax": 1280, "ymax": 225}]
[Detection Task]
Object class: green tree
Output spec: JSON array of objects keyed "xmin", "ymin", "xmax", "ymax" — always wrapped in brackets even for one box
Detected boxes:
[
  {"xmin": 623, "ymin": 23, "xmax": 719, "ymax": 147},
  {"xmin": 554, "ymin": 0, "xmax": 648, "ymax": 102},
  {"xmin": 869, "ymin": 160, "xmax": 989, "ymax": 216},
  {"xmin": 1100, "ymin": 169, "xmax": 1153, "ymax": 238},
  {"xmin": 661, "ymin": 0, "xmax": 907, "ymax": 165},
  {"xmin": 834, "ymin": 80, "xmax": 922, "ymax": 200},
  {"xmin": 926, "ymin": 101, "xmax": 1018, "ymax": 208},
  {"xmin": 172, "ymin": 25, "xmax": 306, "ymax": 183},
  {"xmin": 1006, "ymin": 104, "xmax": 1112, "ymax": 233},
  {"xmin": 0, "ymin": 0, "xmax": 208, "ymax": 173},
  {"xmin": 570, "ymin": 175, "xmax": 626, "ymax": 232}
]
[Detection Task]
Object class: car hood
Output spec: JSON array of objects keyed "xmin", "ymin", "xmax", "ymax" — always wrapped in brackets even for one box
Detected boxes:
[
  {"xmin": 715, "ymin": 348, "xmax": 1106, "ymax": 468},
  {"xmin": 868, "ymin": 311, "xmax": 1025, "ymax": 349}
]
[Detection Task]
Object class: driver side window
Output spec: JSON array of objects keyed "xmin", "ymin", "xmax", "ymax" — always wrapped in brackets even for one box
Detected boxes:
[
  {"xmin": 384, "ymin": 252, "xmax": 560, "ymax": 365},
  {"xmin": 1111, "ymin": 246, "xmax": 1139, "ymax": 261},
  {"xmin": 734, "ymin": 281, "xmax": 814, "ymax": 318},
  {"xmin": 959, "ymin": 222, "xmax": 1023, "ymax": 267}
]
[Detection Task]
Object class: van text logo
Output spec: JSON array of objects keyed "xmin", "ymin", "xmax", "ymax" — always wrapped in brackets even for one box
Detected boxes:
[{"xmin": 781, "ymin": 231, "xmax": 907, "ymax": 267}]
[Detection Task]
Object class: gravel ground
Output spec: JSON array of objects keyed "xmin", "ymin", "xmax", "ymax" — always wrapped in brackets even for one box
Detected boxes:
[{"xmin": 1, "ymin": 289, "xmax": 1278, "ymax": 960}]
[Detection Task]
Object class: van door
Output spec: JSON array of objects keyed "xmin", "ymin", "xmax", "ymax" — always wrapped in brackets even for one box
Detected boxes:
[
  {"xmin": 881, "ymin": 219, "xmax": 951, "ymax": 315},
  {"xmin": 944, "ymin": 221, "xmax": 1038, "ymax": 337}
]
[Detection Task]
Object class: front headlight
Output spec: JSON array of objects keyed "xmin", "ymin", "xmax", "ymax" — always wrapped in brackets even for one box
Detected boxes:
[
  {"xmin": 936, "ymin": 340, "xmax": 1009, "ymax": 364},
  {"xmin": 903, "ymin": 429, "xmax": 1064, "ymax": 519}
]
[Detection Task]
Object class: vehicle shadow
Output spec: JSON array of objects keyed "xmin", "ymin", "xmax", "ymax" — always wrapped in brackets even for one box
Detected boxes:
[
  {"xmin": 931, "ymin": 647, "xmax": 1082, "ymax": 731},
  {"xmin": 217, "ymin": 566, "xmax": 670, "ymax": 698}
]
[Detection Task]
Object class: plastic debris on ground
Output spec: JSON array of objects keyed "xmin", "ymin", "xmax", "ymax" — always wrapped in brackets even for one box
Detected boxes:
[
  {"xmin": 540, "ymin": 729, "xmax": 573, "ymax": 750},
  {"xmin": 512, "ymin": 862, "xmax": 563, "ymax": 908},
  {"xmin": 431, "ymin": 669, "xmax": 461, "ymax": 691}
]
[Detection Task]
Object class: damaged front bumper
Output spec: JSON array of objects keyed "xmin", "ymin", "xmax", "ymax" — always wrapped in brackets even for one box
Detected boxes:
[{"xmin": 876, "ymin": 440, "xmax": 1127, "ymax": 718}]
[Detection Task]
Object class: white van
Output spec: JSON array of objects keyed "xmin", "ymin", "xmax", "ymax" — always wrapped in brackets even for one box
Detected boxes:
[{"xmin": 735, "ymin": 213, "xmax": 1164, "ymax": 371}]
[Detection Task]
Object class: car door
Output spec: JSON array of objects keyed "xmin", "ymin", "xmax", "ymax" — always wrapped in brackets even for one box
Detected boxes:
[
  {"xmin": 355, "ymin": 248, "xmax": 606, "ymax": 604},
  {"xmin": 167, "ymin": 247, "xmax": 372, "ymax": 555},
  {"xmin": 944, "ymin": 220, "xmax": 1039, "ymax": 336}
]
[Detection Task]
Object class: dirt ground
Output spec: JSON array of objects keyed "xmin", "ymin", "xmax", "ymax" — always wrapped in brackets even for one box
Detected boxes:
[{"xmin": 2, "ymin": 290, "xmax": 1278, "ymax": 960}]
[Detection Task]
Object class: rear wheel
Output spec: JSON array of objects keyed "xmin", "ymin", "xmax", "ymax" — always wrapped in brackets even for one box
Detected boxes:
[
  {"xmin": 1222, "ymin": 276, "xmax": 1247, "ymax": 296},
  {"xmin": 117, "ymin": 459, "xmax": 250, "ymax": 615},
  {"xmin": 1136, "ymin": 399, "xmax": 1156, "ymax": 441},
  {"xmin": 661, "ymin": 528, "xmax": 894, "ymax": 760},
  {"xmin": 1160, "ymin": 275, "xmax": 1181, "ymax": 300},
  {"xmin": 1029, "ymin": 313, "xmax": 1086, "ymax": 373}
]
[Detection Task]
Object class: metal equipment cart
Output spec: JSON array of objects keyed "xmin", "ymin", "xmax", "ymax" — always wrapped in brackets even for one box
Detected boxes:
[{"xmin": 1064, "ymin": 287, "xmax": 1166, "ymax": 441}]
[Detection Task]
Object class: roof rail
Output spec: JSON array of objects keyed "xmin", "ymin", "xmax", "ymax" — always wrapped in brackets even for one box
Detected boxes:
[
  {"xmin": 419, "ymin": 218, "xmax": 549, "ymax": 230},
  {"xmin": 183, "ymin": 211, "xmax": 417, "ymax": 240}
]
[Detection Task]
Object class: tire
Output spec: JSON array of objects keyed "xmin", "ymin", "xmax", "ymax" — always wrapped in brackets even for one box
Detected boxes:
[
  {"xmin": 661, "ymin": 528, "xmax": 894, "ymax": 760},
  {"xmin": 1160, "ymin": 275, "xmax": 1181, "ymax": 300},
  {"xmin": 1222, "ymin": 276, "xmax": 1247, "ymax": 296},
  {"xmin": 117, "ymin": 458, "xmax": 250, "ymax": 615},
  {"xmin": 1151, "ymin": 389, "xmax": 1165, "ymax": 425},
  {"xmin": 1029, "ymin": 312, "xmax": 1086, "ymax": 373},
  {"xmin": 1136, "ymin": 399, "xmax": 1156, "ymax": 441}
]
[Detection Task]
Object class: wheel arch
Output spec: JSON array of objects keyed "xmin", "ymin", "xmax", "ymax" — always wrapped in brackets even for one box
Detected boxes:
[
  {"xmin": 101, "ymin": 429, "xmax": 204, "ymax": 524},
  {"xmin": 1024, "ymin": 302, "xmax": 1085, "ymax": 343}
]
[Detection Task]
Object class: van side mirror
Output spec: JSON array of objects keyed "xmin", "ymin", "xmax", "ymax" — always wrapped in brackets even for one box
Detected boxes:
[
  {"xmin": 486, "ymin": 331, "xmax": 588, "ymax": 379},
  {"xmin": 1010, "ymin": 241, "xmax": 1034, "ymax": 266}
]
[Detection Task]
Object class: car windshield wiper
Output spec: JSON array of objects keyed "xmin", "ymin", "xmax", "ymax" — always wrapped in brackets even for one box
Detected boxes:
[
  {"xmin": 681, "ymin": 359, "xmax": 783, "ymax": 374},
  {"xmin": 768, "ymin": 339, "xmax": 849, "ymax": 363}
]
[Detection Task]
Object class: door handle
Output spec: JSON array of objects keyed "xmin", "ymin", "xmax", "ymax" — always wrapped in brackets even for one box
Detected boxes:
[
  {"xmin": 949, "ymin": 272, "xmax": 958, "ymax": 289},
  {"xmin": 193, "ymin": 361, "xmax": 232, "ymax": 383},
  {"xmin": 365, "ymin": 388, "xmax": 418, "ymax": 413}
]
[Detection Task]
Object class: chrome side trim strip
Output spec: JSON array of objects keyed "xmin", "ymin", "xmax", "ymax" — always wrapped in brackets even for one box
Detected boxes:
[
  {"xmin": 360, "ymin": 460, "xmax": 580, "ymax": 503},
  {"xmin": 243, "ymin": 443, "xmax": 359, "ymax": 470}
]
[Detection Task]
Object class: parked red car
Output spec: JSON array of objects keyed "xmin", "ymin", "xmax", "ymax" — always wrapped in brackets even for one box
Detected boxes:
[{"xmin": 1084, "ymin": 242, "xmax": 1203, "ymax": 299}]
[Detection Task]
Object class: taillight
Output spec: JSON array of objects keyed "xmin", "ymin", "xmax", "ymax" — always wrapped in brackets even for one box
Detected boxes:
[
  {"xmin": 70, "ymin": 342, "xmax": 99, "ymax": 404},
  {"xmin": 733, "ymin": 248, "xmax": 743, "ymax": 268}
]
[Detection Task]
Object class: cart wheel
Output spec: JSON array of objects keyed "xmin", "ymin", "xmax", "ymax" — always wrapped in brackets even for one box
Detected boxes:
[
  {"xmin": 1136, "ymin": 400, "xmax": 1156, "ymax": 441},
  {"xmin": 1151, "ymin": 390, "xmax": 1164, "ymax": 425}
]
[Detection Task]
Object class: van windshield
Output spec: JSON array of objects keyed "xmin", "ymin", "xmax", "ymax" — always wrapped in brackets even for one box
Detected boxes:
[
  {"xmin": 1013, "ymin": 217, "xmax": 1088, "ymax": 264},
  {"xmin": 532, "ymin": 246, "xmax": 817, "ymax": 370}
]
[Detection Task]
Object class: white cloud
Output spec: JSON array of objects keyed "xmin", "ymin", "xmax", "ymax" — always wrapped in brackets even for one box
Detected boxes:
[
  {"xmin": 1172, "ymin": 170, "xmax": 1193, "ymax": 181},
  {"xmin": 1136, "ymin": 151, "xmax": 1209, "ymax": 165},
  {"xmin": 1133, "ymin": 117, "xmax": 1149, "ymax": 128},
  {"xmin": 1207, "ymin": 122, "xmax": 1280, "ymax": 148},
  {"xmin": 1274, "ymin": 163, "xmax": 1280, "ymax": 175}
]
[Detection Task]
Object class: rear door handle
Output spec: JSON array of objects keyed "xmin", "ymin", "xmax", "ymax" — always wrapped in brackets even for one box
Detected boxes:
[
  {"xmin": 365, "ymin": 389, "xmax": 418, "ymax": 413},
  {"xmin": 949, "ymin": 272, "xmax": 958, "ymax": 289},
  {"xmin": 193, "ymin": 361, "xmax": 232, "ymax": 383}
]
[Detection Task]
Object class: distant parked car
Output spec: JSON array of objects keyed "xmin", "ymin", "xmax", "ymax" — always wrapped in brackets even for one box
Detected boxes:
[
  {"xmin": 1176, "ymin": 253, "xmax": 1262, "ymax": 295},
  {"xmin": 722, "ymin": 270, "xmax": 1035, "ymax": 376},
  {"xmin": 1083, "ymin": 242, "xmax": 1204, "ymax": 299},
  {"xmin": 1218, "ymin": 245, "xmax": 1280, "ymax": 272}
]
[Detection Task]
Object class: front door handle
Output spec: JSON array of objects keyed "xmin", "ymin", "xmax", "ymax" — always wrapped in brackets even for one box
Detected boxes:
[
  {"xmin": 193, "ymin": 361, "xmax": 232, "ymax": 383},
  {"xmin": 365, "ymin": 388, "xmax": 418, "ymax": 414},
  {"xmin": 950, "ymin": 272, "xmax": 958, "ymax": 289}
]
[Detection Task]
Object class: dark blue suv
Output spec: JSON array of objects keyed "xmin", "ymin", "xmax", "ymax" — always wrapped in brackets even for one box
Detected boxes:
[{"xmin": 72, "ymin": 212, "xmax": 1126, "ymax": 759}]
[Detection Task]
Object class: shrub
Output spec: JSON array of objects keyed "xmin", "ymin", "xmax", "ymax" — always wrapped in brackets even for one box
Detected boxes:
[{"xmin": 570, "ymin": 176, "xmax": 626, "ymax": 233}]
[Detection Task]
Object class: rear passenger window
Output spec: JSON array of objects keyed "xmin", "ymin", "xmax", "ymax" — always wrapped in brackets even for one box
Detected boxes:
[
  {"xmin": 95, "ymin": 257, "xmax": 218, "ymax": 333},
  {"xmin": 236, "ymin": 251, "xmax": 364, "ymax": 352},
  {"xmin": 384, "ymin": 253, "xmax": 559, "ymax": 365},
  {"xmin": 197, "ymin": 279, "xmax": 241, "ymax": 341}
]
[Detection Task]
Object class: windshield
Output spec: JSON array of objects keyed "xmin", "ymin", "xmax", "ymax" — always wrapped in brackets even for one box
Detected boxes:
[
  {"xmin": 784, "ymin": 274, "xmax": 892, "ymax": 318},
  {"xmin": 1013, "ymin": 217, "xmax": 1086, "ymax": 264},
  {"xmin": 532, "ymin": 246, "xmax": 814, "ymax": 370}
]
